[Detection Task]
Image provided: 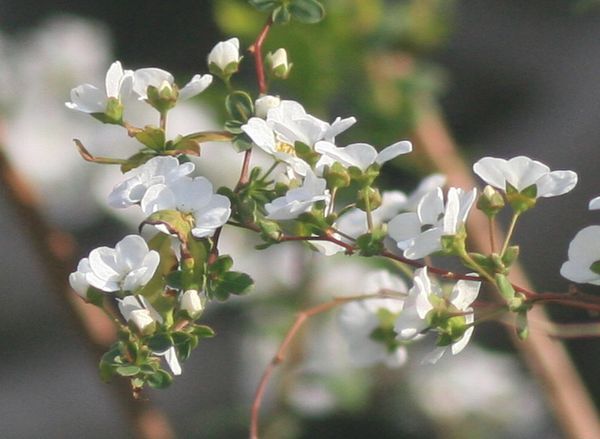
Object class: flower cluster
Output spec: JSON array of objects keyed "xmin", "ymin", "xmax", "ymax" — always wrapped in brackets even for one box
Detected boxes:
[{"xmin": 64, "ymin": 14, "xmax": 590, "ymax": 421}]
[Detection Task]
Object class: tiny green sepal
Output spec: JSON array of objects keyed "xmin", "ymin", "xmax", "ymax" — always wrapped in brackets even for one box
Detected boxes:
[
  {"xmin": 146, "ymin": 84, "xmax": 178, "ymax": 113},
  {"xmin": 495, "ymin": 273, "xmax": 516, "ymax": 303},
  {"xmin": 501, "ymin": 246, "xmax": 520, "ymax": 268},
  {"xmin": 356, "ymin": 187, "xmax": 382, "ymax": 212},
  {"xmin": 516, "ymin": 309, "xmax": 529, "ymax": 340},
  {"xmin": 190, "ymin": 324, "xmax": 216, "ymax": 339},
  {"xmin": 323, "ymin": 162, "xmax": 351, "ymax": 190},
  {"xmin": 589, "ymin": 260, "xmax": 600, "ymax": 275},
  {"xmin": 295, "ymin": 142, "xmax": 320, "ymax": 168},
  {"xmin": 506, "ymin": 183, "xmax": 537, "ymax": 213},
  {"xmin": 356, "ymin": 229, "xmax": 386, "ymax": 256},
  {"xmin": 477, "ymin": 185, "xmax": 505, "ymax": 218},
  {"xmin": 84, "ymin": 287, "xmax": 105, "ymax": 307},
  {"xmin": 91, "ymin": 97, "xmax": 124, "ymax": 125}
]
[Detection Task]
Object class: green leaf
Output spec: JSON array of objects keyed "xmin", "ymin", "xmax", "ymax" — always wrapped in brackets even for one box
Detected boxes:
[
  {"xmin": 116, "ymin": 365, "xmax": 141, "ymax": 377},
  {"xmin": 99, "ymin": 346, "xmax": 120, "ymax": 382},
  {"xmin": 147, "ymin": 369, "xmax": 173, "ymax": 389},
  {"xmin": 232, "ymin": 134, "xmax": 254, "ymax": 152},
  {"xmin": 289, "ymin": 0, "xmax": 325, "ymax": 24},
  {"xmin": 210, "ymin": 255, "xmax": 234, "ymax": 275},
  {"xmin": 213, "ymin": 271, "xmax": 254, "ymax": 300},
  {"xmin": 147, "ymin": 333, "xmax": 173, "ymax": 353},
  {"xmin": 225, "ymin": 91, "xmax": 254, "ymax": 122},
  {"xmin": 272, "ymin": 5, "xmax": 291, "ymax": 24},
  {"xmin": 120, "ymin": 151, "xmax": 156, "ymax": 173},
  {"xmin": 249, "ymin": 0, "xmax": 280, "ymax": 11},
  {"xmin": 190, "ymin": 324, "xmax": 216, "ymax": 339},
  {"xmin": 134, "ymin": 125, "xmax": 166, "ymax": 151},
  {"xmin": 172, "ymin": 332, "xmax": 194, "ymax": 361},
  {"xmin": 294, "ymin": 141, "xmax": 320, "ymax": 167},
  {"xmin": 165, "ymin": 271, "xmax": 184, "ymax": 290},
  {"xmin": 141, "ymin": 210, "xmax": 192, "ymax": 243}
]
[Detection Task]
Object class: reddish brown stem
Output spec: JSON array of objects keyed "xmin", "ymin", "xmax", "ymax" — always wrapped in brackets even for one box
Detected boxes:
[{"xmin": 249, "ymin": 16, "xmax": 274, "ymax": 95}]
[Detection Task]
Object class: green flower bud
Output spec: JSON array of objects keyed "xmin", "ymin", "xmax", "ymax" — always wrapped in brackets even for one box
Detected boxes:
[{"xmin": 476, "ymin": 185, "xmax": 505, "ymax": 218}]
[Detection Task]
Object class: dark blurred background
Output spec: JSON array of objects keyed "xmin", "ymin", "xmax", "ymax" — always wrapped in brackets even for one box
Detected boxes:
[{"xmin": 1, "ymin": 0, "xmax": 599, "ymax": 437}]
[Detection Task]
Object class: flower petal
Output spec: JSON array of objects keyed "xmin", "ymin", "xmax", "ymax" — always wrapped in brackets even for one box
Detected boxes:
[
  {"xmin": 535, "ymin": 170, "xmax": 577, "ymax": 198},
  {"xmin": 179, "ymin": 74, "xmax": 213, "ymax": 101},
  {"xmin": 375, "ymin": 140, "xmax": 412, "ymax": 165}
]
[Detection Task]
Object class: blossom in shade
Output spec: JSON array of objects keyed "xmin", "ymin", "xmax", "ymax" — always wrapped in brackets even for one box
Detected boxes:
[
  {"xmin": 141, "ymin": 176, "xmax": 231, "ymax": 238},
  {"xmin": 69, "ymin": 235, "xmax": 159, "ymax": 294},
  {"xmin": 560, "ymin": 226, "xmax": 600, "ymax": 285},
  {"xmin": 118, "ymin": 295, "xmax": 181, "ymax": 375},
  {"xmin": 265, "ymin": 171, "xmax": 330, "ymax": 220},
  {"xmin": 108, "ymin": 156, "xmax": 195, "ymax": 208},
  {"xmin": 473, "ymin": 156, "xmax": 577, "ymax": 198},
  {"xmin": 387, "ymin": 187, "xmax": 477, "ymax": 260},
  {"xmin": 132, "ymin": 67, "xmax": 212, "ymax": 101},
  {"xmin": 315, "ymin": 140, "xmax": 412, "ymax": 171},
  {"xmin": 66, "ymin": 60, "xmax": 133, "ymax": 113},
  {"xmin": 338, "ymin": 271, "xmax": 407, "ymax": 368},
  {"xmin": 394, "ymin": 267, "xmax": 480, "ymax": 364}
]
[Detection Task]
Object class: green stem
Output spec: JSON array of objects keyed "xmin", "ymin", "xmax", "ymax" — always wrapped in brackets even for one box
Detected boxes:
[
  {"xmin": 500, "ymin": 212, "xmax": 520, "ymax": 257},
  {"xmin": 364, "ymin": 188, "xmax": 374, "ymax": 232},
  {"xmin": 459, "ymin": 250, "xmax": 496, "ymax": 284}
]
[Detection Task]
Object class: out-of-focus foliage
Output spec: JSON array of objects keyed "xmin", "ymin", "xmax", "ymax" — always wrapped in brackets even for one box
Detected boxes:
[{"xmin": 213, "ymin": 0, "xmax": 453, "ymax": 181}]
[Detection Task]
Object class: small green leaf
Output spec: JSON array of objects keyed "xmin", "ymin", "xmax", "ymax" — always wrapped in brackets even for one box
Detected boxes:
[
  {"xmin": 147, "ymin": 333, "xmax": 173, "ymax": 353},
  {"xmin": 232, "ymin": 134, "xmax": 253, "ymax": 152},
  {"xmin": 190, "ymin": 324, "xmax": 216, "ymax": 339},
  {"xmin": 134, "ymin": 125, "xmax": 166, "ymax": 151},
  {"xmin": 249, "ymin": 0, "xmax": 280, "ymax": 12},
  {"xmin": 225, "ymin": 91, "xmax": 254, "ymax": 122},
  {"xmin": 213, "ymin": 271, "xmax": 254, "ymax": 300},
  {"xmin": 502, "ymin": 246, "xmax": 520, "ymax": 268},
  {"xmin": 210, "ymin": 255, "xmax": 234, "ymax": 275},
  {"xmin": 116, "ymin": 365, "xmax": 141, "ymax": 377},
  {"xmin": 147, "ymin": 369, "xmax": 173, "ymax": 389},
  {"xmin": 516, "ymin": 310, "xmax": 529, "ymax": 340},
  {"xmin": 272, "ymin": 5, "xmax": 291, "ymax": 24},
  {"xmin": 289, "ymin": 0, "xmax": 325, "ymax": 24}
]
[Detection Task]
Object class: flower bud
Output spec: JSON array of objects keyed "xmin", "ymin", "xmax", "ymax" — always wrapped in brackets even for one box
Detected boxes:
[
  {"xmin": 128, "ymin": 309, "xmax": 157, "ymax": 335},
  {"xmin": 254, "ymin": 95, "xmax": 281, "ymax": 118},
  {"xmin": 356, "ymin": 187, "xmax": 382, "ymax": 211},
  {"xmin": 266, "ymin": 48, "xmax": 292, "ymax": 79},
  {"xmin": 180, "ymin": 290, "xmax": 204, "ymax": 318},
  {"xmin": 476, "ymin": 185, "xmax": 505, "ymax": 218},
  {"xmin": 207, "ymin": 38, "xmax": 242, "ymax": 79}
]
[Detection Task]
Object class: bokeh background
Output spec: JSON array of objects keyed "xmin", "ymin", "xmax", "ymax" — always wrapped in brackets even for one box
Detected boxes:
[{"xmin": 1, "ymin": 0, "xmax": 599, "ymax": 437}]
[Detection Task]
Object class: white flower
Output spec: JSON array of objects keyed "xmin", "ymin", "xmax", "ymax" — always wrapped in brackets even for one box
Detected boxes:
[
  {"xmin": 473, "ymin": 156, "xmax": 577, "ymax": 198},
  {"xmin": 315, "ymin": 140, "xmax": 412, "ymax": 171},
  {"xmin": 589, "ymin": 196, "xmax": 600, "ymax": 210},
  {"xmin": 265, "ymin": 170, "xmax": 330, "ymax": 220},
  {"xmin": 266, "ymin": 48, "xmax": 291, "ymax": 78},
  {"xmin": 254, "ymin": 95, "xmax": 281, "ymax": 118},
  {"xmin": 69, "ymin": 235, "xmax": 159, "ymax": 294},
  {"xmin": 132, "ymin": 67, "xmax": 212, "ymax": 101},
  {"xmin": 180, "ymin": 289, "xmax": 204, "ymax": 317},
  {"xmin": 141, "ymin": 176, "xmax": 231, "ymax": 238},
  {"xmin": 560, "ymin": 226, "xmax": 600, "ymax": 285},
  {"xmin": 118, "ymin": 295, "xmax": 181, "ymax": 375},
  {"xmin": 394, "ymin": 267, "xmax": 480, "ymax": 364},
  {"xmin": 387, "ymin": 187, "xmax": 477, "ymax": 260},
  {"xmin": 242, "ymin": 100, "xmax": 356, "ymax": 175},
  {"xmin": 66, "ymin": 61, "xmax": 133, "ymax": 113},
  {"xmin": 207, "ymin": 37, "xmax": 241, "ymax": 74},
  {"xmin": 338, "ymin": 271, "xmax": 407, "ymax": 368},
  {"xmin": 108, "ymin": 156, "xmax": 195, "ymax": 208}
]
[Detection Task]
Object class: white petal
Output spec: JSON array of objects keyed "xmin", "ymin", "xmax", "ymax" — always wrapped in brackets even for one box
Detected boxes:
[
  {"xmin": 66, "ymin": 84, "xmax": 106, "ymax": 113},
  {"xmin": 535, "ymin": 170, "xmax": 577, "ymax": 198},
  {"xmin": 589, "ymin": 196, "xmax": 600, "ymax": 210},
  {"xmin": 115, "ymin": 235, "xmax": 151, "ymax": 271},
  {"xmin": 473, "ymin": 157, "xmax": 509, "ymax": 190},
  {"xmin": 442, "ymin": 187, "xmax": 460, "ymax": 235},
  {"xmin": 403, "ymin": 227, "xmax": 443, "ymax": 260},
  {"xmin": 133, "ymin": 68, "xmax": 174, "ymax": 99},
  {"xmin": 387, "ymin": 212, "xmax": 421, "ymax": 243},
  {"xmin": 242, "ymin": 118, "xmax": 277, "ymax": 153},
  {"xmin": 105, "ymin": 61, "xmax": 124, "ymax": 98},
  {"xmin": 172, "ymin": 177, "xmax": 213, "ymax": 212},
  {"xmin": 375, "ymin": 140, "xmax": 412, "ymax": 165},
  {"xmin": 505, "ymin": 156, "xmax": 549, "ymax": 191},
  {"xmin": 140, "ymin": 184, "xmax": 176, "ymax": 215},
  {"xmin": 88, "ymin": 247, "xmax": 120, "ymax": 282},
  {"xmin": 323, "ymin": 116, "xmax": 357, "ymax": 141},
  {"xmin": 417, "ymin": 188, "xmax": 444, "ymax": 226},
  {"xmin": 191, "ymin": 194, "xmax": 231, "ymax": 238},
  {"xmin": 422, "ymin": 347, "xmax": 447, "ymax": 364},
  {"xmin": 450, "ymin": 280, "xmax": 480, "ymax": 310},
  {"xmin": 179, "ymin": 74, "xmax": 213, "ymax": 100}
]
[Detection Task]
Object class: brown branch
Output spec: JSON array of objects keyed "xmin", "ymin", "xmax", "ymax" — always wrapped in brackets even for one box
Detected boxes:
[{"xmin": 248, "ymin": 16, "xmax": 274, "ymax": 95}]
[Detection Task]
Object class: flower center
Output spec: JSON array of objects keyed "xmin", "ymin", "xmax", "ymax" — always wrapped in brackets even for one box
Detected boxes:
[{"xmin": 275, "ymin": 141, "xmax": 295, "ymax": 155}]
